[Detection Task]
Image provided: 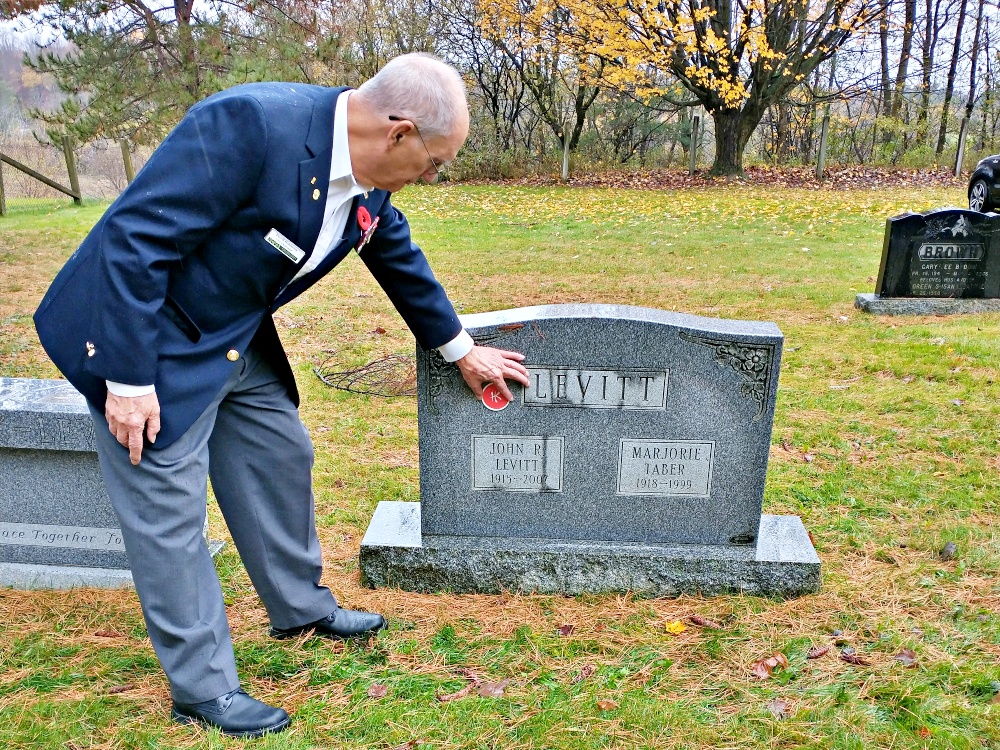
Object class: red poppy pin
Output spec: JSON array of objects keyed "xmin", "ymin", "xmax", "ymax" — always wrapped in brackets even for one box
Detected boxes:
[
  {"xmin": 357, "ymin": 206, "xmax": 372, "ymax": 232},
  {"xmin": 355, "ymin": 206, "xmax": 380, "ymax": 253}
]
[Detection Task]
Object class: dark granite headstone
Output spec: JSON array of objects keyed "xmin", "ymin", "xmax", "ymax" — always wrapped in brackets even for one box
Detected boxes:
[
  {"xmin": 360, "ymin": 304, "xmax": 820, "ymax": 597},
  {"xmin": 0, "ymin": 378, "xmax": 220, "ymax": 589},
  {"xmin": 856, "ymin": 208, "xmax": 1000, "ymax": 314}
]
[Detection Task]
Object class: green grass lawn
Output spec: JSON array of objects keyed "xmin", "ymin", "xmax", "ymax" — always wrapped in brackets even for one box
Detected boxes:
[{"xmin": 1, "ymin": 185, "xmax": 998, "ymax": 749}]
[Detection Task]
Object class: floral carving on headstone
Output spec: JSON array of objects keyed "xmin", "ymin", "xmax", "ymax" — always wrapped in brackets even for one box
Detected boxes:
[{"xmin": 679, "ymin": 332, "xmax": 776, "ymax": 422}]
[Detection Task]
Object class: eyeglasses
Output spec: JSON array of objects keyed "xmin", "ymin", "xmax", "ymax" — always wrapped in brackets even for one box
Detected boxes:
[{"xmin": 389, "ymin": 115, "xmax": 446, "ymax": 175}]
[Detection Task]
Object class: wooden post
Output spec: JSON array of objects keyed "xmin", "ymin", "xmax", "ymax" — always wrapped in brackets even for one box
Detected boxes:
[
  {"xmin": 689, "ymin": 115, "xmax": 700, "ymax": 175},
  {"xmin": 0, "ymin": 161, "xmax": 7, "ymax": 217},
  {"xmin": 816, "ymin": 55, "xmax": 836, "ymax": 180},
  {"xmin": 955, "ymin": 118, "xmax": 970, "ymax": 177},
  {"xmin": 816, "ymin": 111, "xmax": 831, "ymax": 179},
  {"xmin": 62, "ymin": 136, "xmax": 82, "ymax": 205},
  {"xmin": 561, "ymin": 124, "xmax": 570, "ymax": 182},
  {"xmin": 120, "ymin": 138, "xmax": 135, "ymax": 184}
]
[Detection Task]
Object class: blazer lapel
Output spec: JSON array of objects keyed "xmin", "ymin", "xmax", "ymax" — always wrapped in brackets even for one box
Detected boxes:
[{"xmin": 294, "ymin": 86, "xmax": 349, "ymax": 255}]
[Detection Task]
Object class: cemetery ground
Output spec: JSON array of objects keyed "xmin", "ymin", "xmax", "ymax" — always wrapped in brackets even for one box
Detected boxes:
[{"xmin": 0, "ymin": 182, "xmax": 998, "ymax": 749}]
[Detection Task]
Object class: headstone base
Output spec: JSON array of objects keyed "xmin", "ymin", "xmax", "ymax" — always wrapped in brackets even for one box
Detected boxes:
[
  {"xmin": 0, "ymin": 540, "xmax": 225, "ymax": 590},
  {"xmin": 855, "ymin": 293, "xmax": 1000, "ymax": 315},
  {"xmin": 360, "ymin": 502, "xmax": 820, "ymax": 598}
]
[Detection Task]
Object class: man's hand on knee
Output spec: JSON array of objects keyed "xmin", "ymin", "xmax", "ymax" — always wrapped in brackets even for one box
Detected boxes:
[{"xmin": 105, "ymin": 392, "xmax": 161, "ymax": 465}]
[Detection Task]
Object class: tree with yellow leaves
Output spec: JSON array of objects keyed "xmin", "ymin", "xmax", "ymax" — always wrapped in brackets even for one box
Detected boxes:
[{"xmin": 488, "ymin": 0, "xmax": 882, "ymax": 175}]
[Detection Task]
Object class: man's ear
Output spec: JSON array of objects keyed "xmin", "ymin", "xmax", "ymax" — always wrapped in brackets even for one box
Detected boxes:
[{"xmin": 387, "ymin": 118, "xmax": 412, "ymax": 147}]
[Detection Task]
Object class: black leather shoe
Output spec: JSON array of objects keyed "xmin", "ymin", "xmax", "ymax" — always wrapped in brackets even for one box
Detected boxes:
[
  {"xmin": 270, "ymin": 607, "xmax": 386, "ymax": 640},
  {"xmin": 172, "ymin": 688, "xmax": 290, "ymax": 738}
]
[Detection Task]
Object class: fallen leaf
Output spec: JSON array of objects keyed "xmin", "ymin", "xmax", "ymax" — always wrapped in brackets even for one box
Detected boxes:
[
  {"xmin": 477, "ymin": 680, "xmax": 511, "ymax": 698},
  {"xmin": 596, "ymin": 699, "xmax": 618, "ymax": 711},
  {"xmin": 437, "ymin": 684, "xmax": 473, "ymax": 702},
  {"xmin": 752, "ymin": 653, "xmax": 788, "ymax": 679},
  {"xmin": 780, "ymin": 440, "xmax": 792, "ymax": 452},
  {"xmin": 766, "ymin": 697, "xmax": 791, "ymax": 718},
  {"xmin": 939, "ymin": 541, "xmax": 958, "ymax": 560},
  {"xmin": 665, "ymin": 620, "xmax": 688, "ymax": 635},
  {"xmin": 803, "ymin": 453, "xmax": 815, "ymax": 463},
  {"xmin": 806, "ymin": 645, "xmax": 830, "ymax": 659},
  {"xmin": 689, "ymin": 615, "xmax": 722, "ymax": 629},
  {"xmin": 572, "ymin": 664, "xmax": 596, "ymax": 684},
  {"xmin": 951, "ymin": 399, "xmax": 964, "ymax": 406},
  {"xmin": 106, "ymin": 684, "xmax": 135, "ymax": 695},
  {"xmin": 370, "ymin": 326, "xmax": 387, "ymax": 335},
  {"xmin": 893, "ymin": 649, "xmax": 917, "ymax": 668},
  {"xmin": 918, "ymin": 727, "xmax": 932, "ymax": 738},
  {"xmin": 94, "ymin": 630, "xmax": 125, "ymax": 638},
  {"xmin": 367, "ymin": 683, "xmax": 388, "ymax": 699},
  {"xmin": 556, "ymin": 624, "xmax": 575, "ymax": 636},
  {"xmin": 392, "ymin": 742, "xmax": 417, "ymax": 750},
  {"xmin": 840, "ymin": 651, "xmax": 871, "ymax": 666}
]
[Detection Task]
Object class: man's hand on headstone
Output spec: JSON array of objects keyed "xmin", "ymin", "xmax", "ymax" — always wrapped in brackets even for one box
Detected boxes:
[
  {"xmin": 455, "ymin": 345, "xmax": 529, "ymax": 401},
  {"xmin": 105, "ymin": 391, "xmax": 161, "ymax": 465}
]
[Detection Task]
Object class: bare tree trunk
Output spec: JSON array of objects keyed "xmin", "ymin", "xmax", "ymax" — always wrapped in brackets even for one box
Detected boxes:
[
  {"xmin": 956, "ymin": 0, "xmax": 985, "ymax": 169},
  {"xmin": 976, "ymin": 32, "xmax": 993, "ymax": 151},
  {"xmin": 891, "ymin": 0, "xmax": 917, "ymax": 119},
  {"xmin": 879, "ymin": 0, "xmax": 892, "ymax": 117},
  {"xmin": 711, "ymin": 108, "xmax": 755, "ymax": 176},
  {"xmin": 936, "ymin": 0, "xmax": 969, "ymax": 155},
  {"xmin": 776, "ymin": 102, "xmax": 792, "ymax": 163},
  {"xmin": 174, "ymin": 0, "xmax": 199, "ymax": 103}
]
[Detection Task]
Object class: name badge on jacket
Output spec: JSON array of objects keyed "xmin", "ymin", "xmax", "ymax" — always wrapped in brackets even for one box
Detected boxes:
[{"xmin": 265, "ymin": 228, "xmax": 306, "ymax": 263}]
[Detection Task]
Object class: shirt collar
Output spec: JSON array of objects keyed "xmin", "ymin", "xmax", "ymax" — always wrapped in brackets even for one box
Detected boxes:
[{"xmin": 331, "ymin": 90, "xmax": 373, "ymax": 191}]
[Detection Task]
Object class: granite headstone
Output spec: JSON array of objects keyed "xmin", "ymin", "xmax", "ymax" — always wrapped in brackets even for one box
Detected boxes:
[
  {"xmin": 0, "ymin": 378, "xmax": 220, "ymax": 589},
  {"xmin": 856, "ymin": 208, "xmax": 1000, "ymax": 315},
  {"xmin": 360, "ymin": 304, "xmax": 820, "ymax": 597}
]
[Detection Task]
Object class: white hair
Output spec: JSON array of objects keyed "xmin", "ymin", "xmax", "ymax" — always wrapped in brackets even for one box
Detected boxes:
[{"xmin": 356, "ymin": 53, "xmax": 467, "ymax": 140}]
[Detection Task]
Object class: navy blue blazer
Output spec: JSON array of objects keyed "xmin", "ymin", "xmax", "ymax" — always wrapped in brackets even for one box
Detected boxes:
[{"xmin": 34, "ymin": 83, "xmax": 463, "ymax": 448}]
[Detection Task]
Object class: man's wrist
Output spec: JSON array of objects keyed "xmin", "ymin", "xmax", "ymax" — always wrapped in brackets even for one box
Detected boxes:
[
  {"xmin": 106, "ymin": 381, "xmax": 156, "ymax": 397},
  {"xmin": 437, "ymin": 330, "xmax": 474, "ymax": 362}
]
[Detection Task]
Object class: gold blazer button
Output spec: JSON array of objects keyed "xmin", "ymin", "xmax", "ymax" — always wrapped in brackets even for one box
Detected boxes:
[
  {"xmin": 85, "ymin": 342, "xmax": 96, "ymax": 357},
  {"xmin": 312, "ymin": 188, "xmax": 321, "ymax": 200},
  {"xmin": 226, "ymin": 349, "xmax": 240, "ymax": 362}
]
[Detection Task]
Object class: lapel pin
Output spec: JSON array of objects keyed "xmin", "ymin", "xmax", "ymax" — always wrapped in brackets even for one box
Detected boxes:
[
  {"xmin": 310, "ymin": 177, "xmax": 317, "ymax": 184},
  {"xmin": 312, "ymin": 188, "xmax": 321, "ymax": 200}
]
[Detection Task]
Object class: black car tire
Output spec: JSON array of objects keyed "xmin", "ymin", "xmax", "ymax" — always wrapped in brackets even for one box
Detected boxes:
[{"xmin": 969, "ymin": 178, "xmax": 993, "ymax": 212}]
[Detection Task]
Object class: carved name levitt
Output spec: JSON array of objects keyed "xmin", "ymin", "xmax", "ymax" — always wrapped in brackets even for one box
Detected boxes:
[{"xmin": 523, "ymin": 368, "xmax": 668, "ymax": 409}]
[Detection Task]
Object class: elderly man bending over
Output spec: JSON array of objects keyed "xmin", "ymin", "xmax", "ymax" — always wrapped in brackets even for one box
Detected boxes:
[{"xmin": 34, "ymin": 53, "xmax": 529, "ymax": 737}]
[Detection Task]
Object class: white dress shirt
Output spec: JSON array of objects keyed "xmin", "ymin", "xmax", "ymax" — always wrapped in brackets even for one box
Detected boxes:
[{"xmin": 107, "ymin": 90, "xmax": 472, "ymax": 397}]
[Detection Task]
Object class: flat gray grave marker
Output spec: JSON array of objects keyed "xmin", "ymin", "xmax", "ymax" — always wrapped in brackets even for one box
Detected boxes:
[
  {"xmin": 0, "ymin": 378, "xmax": 220, "ymax": 589},
  {"xmin": 360, "ymin": 304, "xmax": 820, "ymax": 597}
]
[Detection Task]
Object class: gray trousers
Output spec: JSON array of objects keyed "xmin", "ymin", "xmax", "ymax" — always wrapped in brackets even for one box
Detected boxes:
[{"xmin": 89, "ymin": 345, "xmax": 337, "ymax": 703}]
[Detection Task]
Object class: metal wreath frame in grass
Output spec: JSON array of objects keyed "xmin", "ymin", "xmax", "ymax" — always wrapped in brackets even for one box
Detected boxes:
[{"xmin": 313, "ymin": 351, "xmax": 417, "ymax": 397}]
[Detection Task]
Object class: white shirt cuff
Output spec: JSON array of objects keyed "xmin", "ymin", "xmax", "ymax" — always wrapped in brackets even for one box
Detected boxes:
[
  {"xmin": 437, "ymin": 330, "xmax": 474, "ymax": 362},
  {"xmin": 106, "ymin": 381, "xmax": 156, "ymax": 397}
]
